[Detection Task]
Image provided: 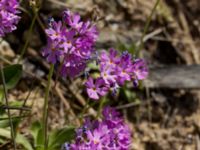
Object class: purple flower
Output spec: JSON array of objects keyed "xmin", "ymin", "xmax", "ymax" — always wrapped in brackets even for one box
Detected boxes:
[
  {"xmin": 42, "ymin": 40, "xmax": 63, "ymax": 64},
  {"xmin": 74, "ymin": 38, "xmax": 94, "ymax": 59},
  {"xmin": 63, "ymin": 106, "xmax": 132, "ymax": 150},
  {"xmin": 45, "ymin": 21, "xmax": 65, "ymax": 41},
  {"xmin": 115, "ymin": 53, "xmax": 132, "ymax": 85},
  {"xmin": 85, "ymin": 77, "xmax": 108, "ymax": 100},
  {"xmin": 132, "ymin": 59, "xmax": 148, "ymax": 80},
  {"xmin": 60, "ymin": 30, "xmax": 75, "ymax": 54},
  {"xmin": 95, "ymin": 49, "xmax": 148, "ymax": 99},
  {"xmin": 100, "ymin": 48, "xmax": 119, "ymax": 69},
  {"xmin": 102, "ymin": 106, "xmax": 123, "ymax": 128},
  {"xmin": 109, "ymin": 124, "xmax": 131, "ymax": 149},
  {"xmin": 63, "ymin": 10, "xmax": 83, "ymax": 30},
  {"xmin": 42, "ymin": 10, "xmax": 98, "ymax": 78},
  {"xmin": 99, "ymin": 50, "xmax": 148, "ymax": 99},
  {"xmin": 98, "ymin": 48, "xmax": 120, "ymax": 88},
  {"xmin": 0, "ymin": 0, "xmax": 20, "ymax": 37},
  {"xmin": 60, "ymin": 54, "xmax": 86, "ymax": 78},
  {"xmin": 102, "ymin": 106, "xmax": 121, "ymax": 120},
  {"xmin": 79, "ymin": 21, "xmax": 98, "ymax": 41},
  {"xmin": 100, "ymin": 65, "xmax": 116, "ymax": 84},
  {"xmin": 86, "ymin": 128, "xmax": 106, "ymax": 149},
  {"xmin": 99, "ymin": 49, "xmax": 134, "ymax": 87}
]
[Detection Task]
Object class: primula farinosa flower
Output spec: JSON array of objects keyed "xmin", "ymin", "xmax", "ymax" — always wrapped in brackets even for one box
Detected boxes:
[
  {"xmin": 42, "ymin": 10, "xmax": 98, "ymax": 78},
  {"xmin": 100, "ymin": 48, "xmax": 120, "ymax": 71},
  {"xmin": 0, "ymin": 0, "xmax": 21, "ymax": 37},
  {"xmin": 102, "ymin": 106, "xmax": 123, "ymax": 127},
  {"xmin": 63, "ymin": 10, "xmax": 83, "ymax": 30},
  {"xmin": 45, "ymin": 21, "xmax": 66, "ymax": 41},
  {"xmin": 63, "ymin": 106, "xmax": 131, "ymax": 150},
  {"xmin": 132, "ymin": 58, "xmax": 148, "ymax": 80},
  {"xmin": 115, "ymin": 52, "xmax": 133, "ymax": 85},
  {"xmin": 60, "ymin": 54, "xmax": 86, "ymax": 77},
  {"xmin": 42, "ymin": 39, "xmax": 63, "ymax": 64},
  {"xmin": 85, "ymin": 77, "xmax": 108, "ymax": 100},
  {"xmin": 85, "ymin": 48, "xmax": 148, "ymax": 100}
]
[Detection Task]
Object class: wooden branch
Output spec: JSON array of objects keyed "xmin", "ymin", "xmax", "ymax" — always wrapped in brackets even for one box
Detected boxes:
[{"xmin": 143, "ymin": 65, "xmax": 200, "ymax": 89}]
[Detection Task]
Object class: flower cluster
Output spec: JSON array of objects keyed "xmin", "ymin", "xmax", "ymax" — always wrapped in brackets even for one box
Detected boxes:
[
  {"xmin": 62, "ymin": 106, "xmax": 131, "ymax": 150},
  {"xmin": 85, "ymin": 48, "xmax": 148, "ymax": 100},
  {"xmin": 42, "ymin": 10, "xmax": 98, "ymax": 77},
  {"xmin": 0, "ymin": 0, "xmax": 21, "ymax": 37}
]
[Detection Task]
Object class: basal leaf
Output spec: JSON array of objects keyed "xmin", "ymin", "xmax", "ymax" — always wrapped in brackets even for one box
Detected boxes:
[
  {"xmin": 30, "ymin": 121, "xmax": 42, "ymax": 148},
  {"xmin": 0, "ymin": 64, "xmax": 22, "ymax": 89},
  {"xmin": 16, "ymin": 133, "xmax": 33, "ymax": 150},
  {"xmin": 48, "ymin": 126, "xmax": 75, "ymax": 150}
]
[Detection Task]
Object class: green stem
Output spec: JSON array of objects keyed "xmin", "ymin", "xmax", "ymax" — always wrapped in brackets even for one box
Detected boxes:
[
  {"xmin": 136, "ymin": 0, "xmax": 160, "ymax": 56},
  {"xmin": 97, "ymin": 97, "xmax": 106, "ymax": 118},
  {"xmin": 0, "ymin": 115, "xmax": 28, "ymax": 121},
  {"xmin": 18, "ymin": 11, "xmax": 37, "ymax": 63},
  {"xmin": 0, "ymin": 65, "xmax": 16, "ymax": 150},
  {"xmin": 42, "ymin": 64, "xmax": 54, "ymax": 150}
]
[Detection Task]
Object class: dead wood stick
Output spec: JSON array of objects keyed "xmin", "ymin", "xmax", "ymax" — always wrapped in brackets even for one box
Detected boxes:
[{"xmin": 143, "ymin": 65, "xmax": 200, "ymax": 89}]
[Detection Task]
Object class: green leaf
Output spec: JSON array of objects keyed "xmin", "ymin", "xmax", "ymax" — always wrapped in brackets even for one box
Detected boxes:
[
  {"xmin": 0, "ymin": 115, "xmax": 28, "ymax": 121},
  {"xmin": 30, "ymin": 121, "xmax": 42, "ymax": 148},
  {"xmin": 30, "ymin": 121, "xmax": 45, "ymax": 150},
  {"xmin": 48, "ymin": 126, "xmax": 75, "ymax": 150},
  {"xmin": 16, "ymin": 133, "xmax": 33, "ymax": 150},
  {"xmin": 0, "ymin": 117, "xmax": 19, "ymax": 128},
  {"xmin": 0, "ymin": 64, "xmax": 22, "ymax": 89},
  {"xmin": 0, "ymin": 128, "xmax": 33, "ymax": 150},
  {"xmin": 0, "ymin": 88, "xmax": 4, "ymax": 103},
  {"xmin": 0, "ymin": 119, "xmax": 11, "ymax": 128},
  {"xmin": 88, "ymin": 62, "xmax": 99, "ymax": 70},
  {"xmin": 120, "ymin": 87, "xmax": 139, "ymax": 103},
  {"xmin": 9, "ymin": 101, "xmax": 24, "ymax": 107},
  {"xmin": 0, "ymin": 128, "xmax": 10, "ymax": 139},
  {"xmin": 0, "ymin": 128, "xmax": 10, "ymax": 146},
  {"xmin": 36, "ymin": 128, "xmax": 44, "ymax": 150}
]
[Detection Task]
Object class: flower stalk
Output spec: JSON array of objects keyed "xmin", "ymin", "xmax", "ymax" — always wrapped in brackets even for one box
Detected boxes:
[
  {"xmin": 18, "ymin": 10, "xmax": 37, "ymax": 62},
  {"xmin": 136, "ymin": 0, "xmax": 160, "ymax": 56},
  {"xmin": 42, "ymin": 64, "xmax": 54, "ymax": 150},
  {"xmin": 0, "ymin": 65, "xmax": 16, "ymax": 150}
]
